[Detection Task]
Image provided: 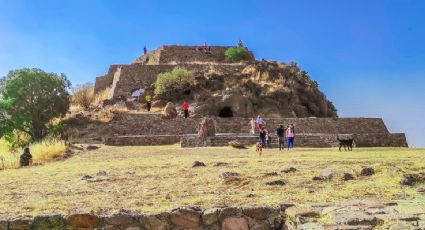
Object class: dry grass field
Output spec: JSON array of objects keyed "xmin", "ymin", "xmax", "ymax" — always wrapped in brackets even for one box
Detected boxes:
[{"xmin": 0, "ymin": 145, "xmax": 424, "ymax": 218}]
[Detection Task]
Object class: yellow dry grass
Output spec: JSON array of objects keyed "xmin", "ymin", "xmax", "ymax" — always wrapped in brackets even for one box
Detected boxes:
[
  {"xmin": 0, "ymin": 145, "xmax": 424, "ymax": 217},
  {"xmin": 0, "ymin": 139, "xmax": 66, "ymax": 170}
]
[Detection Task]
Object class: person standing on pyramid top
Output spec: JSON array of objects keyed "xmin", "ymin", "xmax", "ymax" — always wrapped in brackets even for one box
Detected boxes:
[{"xmin": 143, "ymin": 45, "xmax": 148, "ymax": 55}]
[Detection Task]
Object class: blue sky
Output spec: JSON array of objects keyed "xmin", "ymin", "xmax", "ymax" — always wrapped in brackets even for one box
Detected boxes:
[{"xmin": 1, "ymin": 0, "xmax": 424, "ymax": 147}]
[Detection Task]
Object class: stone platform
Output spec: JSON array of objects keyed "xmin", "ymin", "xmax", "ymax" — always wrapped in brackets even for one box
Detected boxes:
[{"xmin": 95, "ymin": 113, "xmax": 408, "ymax": 147}]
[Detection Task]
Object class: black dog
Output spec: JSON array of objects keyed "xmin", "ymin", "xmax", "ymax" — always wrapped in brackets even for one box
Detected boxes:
[{"xmin": 337, "ymin": 136, "xmax": 354, "ymax": 151}]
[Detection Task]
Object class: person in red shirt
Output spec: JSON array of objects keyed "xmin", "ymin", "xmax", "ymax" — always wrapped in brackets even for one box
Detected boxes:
[{"xmin": 182, "ymin": 102, "xmax": 189, "ymax": 118}]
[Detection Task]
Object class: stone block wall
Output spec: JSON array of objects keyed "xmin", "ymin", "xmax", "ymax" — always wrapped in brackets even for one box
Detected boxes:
[
  {"xmin": 94, "ymin": 64, "xmax": 121, "ymax": 93},
  {"xmin": 134, "ymin": 45, "xmax": 255, "ymax": 64},
  {"xmin": 109, "ymin": 63, "xmax": 245, "ymax": 99},
  {"xmin": 0, "ymin": 206, "xmax": 285, "ymax": 230},
  {"xmin": 105, "ymin": 135, "xmax": 181, "ymax": 146}
]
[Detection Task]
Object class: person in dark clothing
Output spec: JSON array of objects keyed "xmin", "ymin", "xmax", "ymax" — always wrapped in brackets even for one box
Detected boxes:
[
  {"xmin": 143, "ymin": 45, "xmax": 148, "ymax": 55},
  {"xmin": 259, "ymin": 128, "xmax": 267, "ymax": 147},
  {"xmin": 276, "ymin": 125, "xmax": 285, "ymax": 151},
  {"xmin": 19, "ymin": 144, "xmax": 33, "ymax": 167}
]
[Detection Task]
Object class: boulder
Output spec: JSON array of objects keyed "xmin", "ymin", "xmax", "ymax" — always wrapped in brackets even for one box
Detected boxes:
[
  {"xmin": 222, "ymin": 217, "xmax": 249, "ymax": 230},
  {"xmin": 192, "ymin": 161, "xmax": 206, "ymax": 167},
  {"xmin": 162, "ymin": 102, "xmax": 177, "ymax": 119},
  {"xmin": 213, "ymin": 162, "xmax": 229, "ymax": 167},
  {"xmin": 285, "ymin": 206, "xmax": 320, "ymax": 219},
  {"xmin": 197, "ymin": 117, "xmax": 216, "ymax": 140},
  {"xmin": 104, "ymin": 210, "xmax": 138, "ymax": 226},
  {"xmin": 251, "ymin": 221, "xmax": 271, "ymax": 230}
]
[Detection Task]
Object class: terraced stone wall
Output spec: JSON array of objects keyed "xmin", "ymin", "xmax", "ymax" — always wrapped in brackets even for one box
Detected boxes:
[{"xmin": 94, "ymin": 64, "xmax": 121, "ymax": 93}]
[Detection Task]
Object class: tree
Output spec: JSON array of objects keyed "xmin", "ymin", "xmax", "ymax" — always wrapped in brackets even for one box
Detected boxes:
[{"xmin": 0, "ymin": 68, "xmax": 71, "ymax": 142}]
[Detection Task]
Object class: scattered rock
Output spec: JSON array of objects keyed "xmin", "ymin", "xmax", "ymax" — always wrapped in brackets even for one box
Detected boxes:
[
  {"xmin": 162, "ymin": 102, "xmax": 177, "ymax": 119},
  {"xmin": 313, "ymin": 169, "xmax": 333, "ymax": 181},
  {"xmin": 170, "ymin": 207, "xmax": 201, "ymax": 229},
  {"xmin": 86, "ymin": 145, "xmax": 99, "ymax": 150},
  {"xmin": 360, "ymin": 167, "xmax": 375, "ymax": 176},
  {"xmin": 220, "ymin": 172, "xmax": 240, "ymax": 179},
  {"xmin": 192, "ymin": 161, "xmax": 206, "ymax": 167},
  {"xmin": 66, "ymin": 213, "xmax": 100, "ymax": 228},
  {"xmin": 228, "ymin": 140, "xmax": 247, "ymax": 149},
  {"xmin": 222, "ymin": 217, "xmax": 249, "ymax": 230},
  {"xmin": 400, "ymin": 174, "xmax": 416, "ymax": 186},
  {"xmin": 265, "ymin": 179, "xmax": 286, "ymax": 186},
  {"xmin": 213, "ymin": 162, "xmax": 229, "ymax": 167},
  {"xmin": 96, "ymin": 171, "xmax": 107, "ymax": 176},
  {"xmin": 152, "ymin": 100, "xmax": 167, "ymax": 107},
  {"xmin": 246, "ymin": 193, "xmax": 255, "ymax": 198},
  {"xmin": 81, "ymin": 175, "xmax": 93, "ymax": 180},
  {"xmin": 262, "ymin": 172, "xmax": 278, "ymax": 177},
  {"xmin": 281, "ymin": 167, "xmax": 297, "ymax": 173},
  {"xmin": 342, "ymin": 172, "xmax": 355, "ymax": 181}
]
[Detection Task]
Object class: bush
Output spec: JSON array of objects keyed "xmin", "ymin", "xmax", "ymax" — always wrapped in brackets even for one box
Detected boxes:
[
  {"xmin": 154, "ymin": 67, "xmax": 194, "ymax": 97},
  {"xmin": 225, "ymin": 47, "xmax": 247, "ymax": 62},
  {"xmin": 71, "ymin": 83, "xmax": 95, "ymax": 109}
]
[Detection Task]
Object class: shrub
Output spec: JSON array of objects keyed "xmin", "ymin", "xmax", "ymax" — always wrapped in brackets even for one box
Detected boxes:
[
  {"xmin": 71, "ymin": 83, "xmax": 95, "ymax": 109},
  {"xmin": 225, "ymin": 47, "xmax": 247, "ymax": 62},
  {"xmin": 154, "ymin": 67, "xmax": 194, "ymax": 97}
]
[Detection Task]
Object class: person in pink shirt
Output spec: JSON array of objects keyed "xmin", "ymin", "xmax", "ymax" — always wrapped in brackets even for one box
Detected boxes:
[{"xmin": 286, "ymin": 124, "xmax": 295, "ymax": 150}]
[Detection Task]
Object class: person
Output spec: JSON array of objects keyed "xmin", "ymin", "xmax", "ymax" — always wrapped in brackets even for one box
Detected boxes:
[
  {"xmin": 143, "ymin": 45, "xmax": 148, "ymax": 55},
  {"xmin": 182, "ymin": 101, "xmax": 189, "ymax": 118},
  {"xmin": 286, "ymin": 124, "xmax": 295, "ymax": 150},
  {"xmin": 256, "ymin": 115, "xmax": 266, "ymax": 130},
  {"xmin": 145, "ymin": 94, "xmax": 152, "ymax": 112},
  {"xmin": 259, "ymin": 127, "xmax": 267, "ymax": 147},
  {"xmin": 19, "ymin": 144, "xmax": 33, "ymax": 167},
  {"xmin": 249, "ymin": 118, "xmax": 256, "ymax": 134},
  {"xmin": 238, "ymin": 39, "xmax": 244, "ymax": 47},
  {"xmin": 276, "ymin": 125, "xmax": 285, "ymax": 151},
  {"xmin": 265, "ymin": 129, "xmax": 272, "ymax": 148}
]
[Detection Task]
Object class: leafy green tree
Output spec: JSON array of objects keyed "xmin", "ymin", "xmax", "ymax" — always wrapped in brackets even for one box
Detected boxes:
[
  {"xmin": 225, "ymin": 47, "xmax": 247, "ymax": 61},
  {"xmin": 0, "ymin": 68, "xmax": 71, "ymax": 142}
]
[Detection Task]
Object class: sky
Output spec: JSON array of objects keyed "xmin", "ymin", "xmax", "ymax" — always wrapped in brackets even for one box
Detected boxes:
[{"xmin": 0, "ymin": 0, "xmax": 424, "ymax": 147}]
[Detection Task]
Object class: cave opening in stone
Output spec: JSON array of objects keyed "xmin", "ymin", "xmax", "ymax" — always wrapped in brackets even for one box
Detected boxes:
[{"xmin": 219, "ymin": 107, "xmax": 234, "ymax": 117}]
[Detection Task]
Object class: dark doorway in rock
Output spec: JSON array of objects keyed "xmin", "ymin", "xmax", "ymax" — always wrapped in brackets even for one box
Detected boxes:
[{"xmin": 219, "ymin": 107, "xmax": 233, "ymax": 117}]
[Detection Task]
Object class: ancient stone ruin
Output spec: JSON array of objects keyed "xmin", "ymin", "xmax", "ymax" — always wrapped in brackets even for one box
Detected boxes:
[{"xmin": 86, "ymin": 45, "xmax": 408, "ymax": 147}]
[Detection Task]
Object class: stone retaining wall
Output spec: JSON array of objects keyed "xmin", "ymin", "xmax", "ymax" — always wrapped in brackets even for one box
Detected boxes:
[
  {"xmin": 108, "ymin": 63, "xmax": 245, "ymax": 99},
  {"xmin": 105, "ymin": 135, "xmax": 181, "ymax": 146},
  {"xmin": 180, "ymin": 133, "xmax": 408, "ymax": 148},
  {"xmin": 0, "ymin": 206, "xmax": 285, "ymax": 230}
]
